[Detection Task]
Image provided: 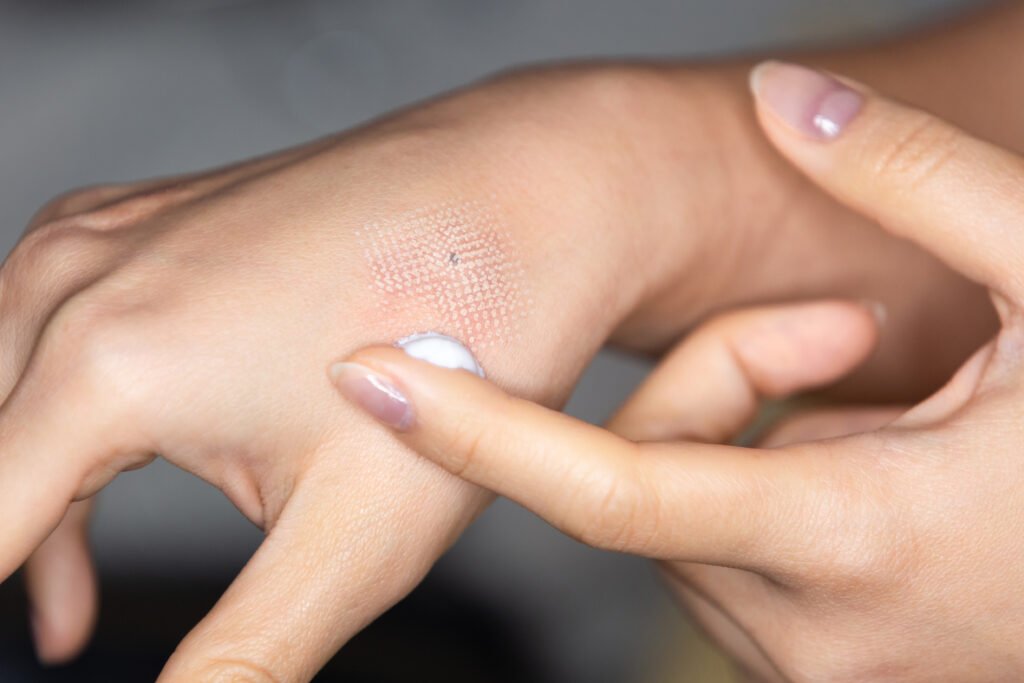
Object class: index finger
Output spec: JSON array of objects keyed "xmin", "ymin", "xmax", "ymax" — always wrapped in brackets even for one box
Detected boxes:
[
  {"xmin": 332, "ymin": 346, "xmax": 822, "ymax": 572},
  {"xmin": 751, "ymin": 61, "xmax": 1024, "ymax": 302},
  {"xmin": 159, "ymin": 437, "xmax": 486, "ymax": 683}
]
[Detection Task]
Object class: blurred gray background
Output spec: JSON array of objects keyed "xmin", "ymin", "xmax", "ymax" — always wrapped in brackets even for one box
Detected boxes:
[{"xmin": 0, "ymin": 0, "xmax": 983, "ymax": 681}]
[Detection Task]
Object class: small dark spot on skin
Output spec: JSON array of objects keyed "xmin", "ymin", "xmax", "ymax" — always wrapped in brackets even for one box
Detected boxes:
[{"xmin": 448, "ymin": 252, "xmax": 460, "ymax": 266}]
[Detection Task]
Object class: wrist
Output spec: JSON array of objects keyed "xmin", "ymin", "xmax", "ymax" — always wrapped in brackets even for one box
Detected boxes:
[
  {"xmin": 424, "ymin": 63, "xmax": 799, "ymax": 357},
  {"xmin": 475, "ymin": 64, "xmax": 757, "ymax": 351},
  {"xmin": 477, "ymin": 64, "xmax": 760, "ymax": 364},
  {"xmin": 578, "ymin": 61, "xmax": 791, "ymax": 350}
]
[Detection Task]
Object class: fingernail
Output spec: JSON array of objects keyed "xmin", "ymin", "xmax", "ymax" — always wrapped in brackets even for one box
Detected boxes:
[
  {"xmin": 331, "ymin": 362, "xmax": 414, "ymax": 431},
  {"xmin": 861, "ymin": 299, "xmax": 888, "ymax": 327},
  {"xmin": 750, "ymin": 61, "xmax": 863, "ymax": 140}
]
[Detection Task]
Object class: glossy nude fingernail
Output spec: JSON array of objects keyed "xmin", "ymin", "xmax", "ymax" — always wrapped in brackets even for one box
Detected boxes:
[
  {"xmin": 860, "ymin": 299, "xmax": 888, "ymax": 327},
  {"xmin": 750, "ymin": 61, "xmax": 864, "ymax": 140},
  {"xmin": 331, "ymin": 362, "xmax": 413, "ymax": 431}
]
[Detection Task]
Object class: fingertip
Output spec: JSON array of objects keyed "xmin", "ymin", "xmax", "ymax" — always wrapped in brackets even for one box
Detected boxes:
[
  {"xmin": 334, "ymin": 332, "xmax": 485, "ymax": 387},
  {"xmin": 730, "ymin": 300, "xmax": 880, "ymax": 397},
  {"xmin": 27, "ymin": 541, "xmax": 98, "ymax": 665},
  {"xmin": 753, "ymin": 61, "xmax": 1024, "ymax": 296},
  {"xmin": 331, "ymin": 358, "xmax": 415, "ymax": 431},
  {"xmin": 331, "ymin": 337, "xmax": 493, "ymax": 434},
  {"xmin": 860, "ymin": 299, "xmax": 888, "ymax": 328},
  {"xmin": 25, "ymin": 501, "xmax": 98, "ymax": 666},
  {"xmin": 32, "ymin": 599, "xmax": 95, "ymax": 666},
  {"xmin": 608, "ymin": 300, "xmax": 881, "ymax": 443},
  {"xmin": 749, "ymin": 61, "xmax": 866, "ymax": 143},
  {"xmin": 801, "ymin": 298, "xmax": 883, "ymax": 346}
]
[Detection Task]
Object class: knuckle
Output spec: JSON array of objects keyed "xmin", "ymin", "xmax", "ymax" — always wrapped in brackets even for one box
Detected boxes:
[
  {"xmin": 774, "ymin": 625, "xmax": 858, "ymax": 683},
  {"xmin": 804, "ymin": 528, "xmax": 882, "ymax": 596},
  {"xmin": 1, "ymin": 224, "xmax": 107, "ymax": 294},
  {"xmin": 73, "ymin": 181, "xmax": 197, "ymax": 230},
  {"xmin": 30, "ymin": 178, "xmax": 197, "ymax": 235},
  {"xmin": 782, "ymin": 638, "xmax": 901, "ymax": 683},
  {"xmin": 191, "ymin": 658, "xmax": 282, "ymax": 683},
  {"xmin": 438, "ymin": 411, "xmax": 491, "ymax": 479},
  {"xmin": 867, "ymin": 111, "xmax": 961, "ymax": 193},
  {"xmin": 28, "ymin": 184, "xmax": 127, "ymax": 227},
  {"xmin": 800, "ymin": 469, "xmax": 908, "ymax": 596},
  {"xmin": 13, "ymin": 222, "xmax": 101, "ymax": 268},
  {"xmin": 560, "ymin": 66, "xmax": 672, "ymax": 128},
  {"xmin": 575, "ymin": 458, "xmax": 650, "ymax": 552},
  {"xmin": 785, "ymin": 652, "xmax": 848, "ymax": 683},
  {"xmin": 40, "ymin": 292, "xmax": 150, "ymax": 405}
]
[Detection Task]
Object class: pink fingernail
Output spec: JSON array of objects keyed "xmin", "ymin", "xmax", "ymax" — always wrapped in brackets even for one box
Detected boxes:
[
  {"xmin": 330, "ymin": 362, "xmax": 414, "ymax": 431},
  {"xmin": 750, "ymin": 61, "xmax": 864, "ymax": 140},
  {"xmin": 860, "ymin": 299, "xmax": 888, "ymax": 327}
]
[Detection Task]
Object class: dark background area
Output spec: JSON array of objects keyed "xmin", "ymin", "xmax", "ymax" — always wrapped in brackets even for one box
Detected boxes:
[{"xmin": 0, "ymin": 1, "xmax": 980, "ymax": 680}]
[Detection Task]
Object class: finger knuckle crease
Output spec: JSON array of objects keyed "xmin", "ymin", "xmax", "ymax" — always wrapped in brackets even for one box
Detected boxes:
[
  {"xmin": 806, "ymin": 473, "xmax": 902, "ymax": 595},
  {"xmin": 870, "ymin": 114, "xmax": 961, "ymax": 192},
  {"xmin": 445, "ymin": 417, "xmax": 489, "ymax": 479},
  {"xmin": 580, "ymin": 467, "xmax": 644, "ymax": 551},
  {"xmin": 194, "ymin": 657, "xmax": 282, "ymax": 683},
  {"xmin": 75, "ymin": 183, "xmax": 199, "ymax": 230},
  {"xmin": 31, "ymin": 185, "xmax": 124, "ymax": 225},
  {"xmin": 43, "ymin": 296, "xmax": 144, "ymax": 396}
]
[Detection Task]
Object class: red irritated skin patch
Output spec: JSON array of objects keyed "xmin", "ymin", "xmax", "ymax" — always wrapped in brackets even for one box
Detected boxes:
[{"xmin": 355, "ymin": 199, "xmax": 530, "ymax": 353}]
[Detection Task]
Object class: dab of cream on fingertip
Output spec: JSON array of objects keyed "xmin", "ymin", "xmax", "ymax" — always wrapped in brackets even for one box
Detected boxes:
[{"xmin": 395, "ymin": 332, "xmax": 485, "ymax": 378}]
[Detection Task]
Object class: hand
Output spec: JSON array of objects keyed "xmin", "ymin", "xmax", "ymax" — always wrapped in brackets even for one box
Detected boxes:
[
  {"xmin": 23, "ymin": 18, "xmax": 1024, "ymax": 665},
  {"xmin": 13, "ymin": 55, "xmax": 972, "ymax": 676},
  {"xmin": 334, "ymin": 62, "xmax": 1024, "ymax": 682},
  {"xmin": 3, "ymin": 68, "xmax": 714, "ymax": 679}
]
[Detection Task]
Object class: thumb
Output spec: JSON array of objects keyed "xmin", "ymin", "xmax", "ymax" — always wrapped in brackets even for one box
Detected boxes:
[
  {"xmin": 608, "ymin": 300, "xmax": 881, "ymax": 443},
  {"xmin": 750, "ymin": 60, "xmax": 1024, "ymax": 303}
]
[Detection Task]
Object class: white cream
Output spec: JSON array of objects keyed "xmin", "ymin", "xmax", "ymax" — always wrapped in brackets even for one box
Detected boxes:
[{"xmin": 395, "ymin": 332, "xmax": 485, "ymax": 378}]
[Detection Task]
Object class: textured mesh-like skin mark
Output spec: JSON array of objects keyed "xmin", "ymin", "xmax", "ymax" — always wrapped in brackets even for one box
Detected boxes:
[{"xmin": 356, "ymin": 200, "xmax": 528, "ymax": 350}]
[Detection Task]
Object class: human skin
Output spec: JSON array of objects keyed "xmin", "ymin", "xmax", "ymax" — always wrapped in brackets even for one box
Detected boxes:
[
  {"xmin": 337, "ymin": 61, "xmax": 1024, "ymax": 681},
  {"xmin": 10, "ymin": 2, "xmax": 1023, "ymax": 680}
]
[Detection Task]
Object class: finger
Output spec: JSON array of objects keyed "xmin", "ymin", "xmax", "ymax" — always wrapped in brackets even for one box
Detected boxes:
[
  {"xmin": 0, "ymin": 323, "xmax": 143, "ymax": 583},
  {"xmin": 22, "ymin": 500, "xmax": 98, "ymax": 664},
  {"xmin": 0, "ymin": 409, "xmax": 85, "ymax": 582},
  {"xmin": 0, "ymin": 226, "xmax": 116, "ymax": 666},
  {"xmin": 608, "ymin": 300, "xmax": 880, "ymax": 443},
  {"xmin": 331, "ymin": 346, "xmax": 816, "ymax": 568},
  {"xmin": 26, "ymin": 136, "xmax": 338, "ymax": 233},
  {"xmin": 751, "ymin": 61, "xmax": 1024, "ymax": 301},
  {"xmin": 0, "ymin": 234, "xmax": 112, "ymax": 662},
  {"xmin": 159, "ymin": 436, "xmax": 486, "ymax": 682}
]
